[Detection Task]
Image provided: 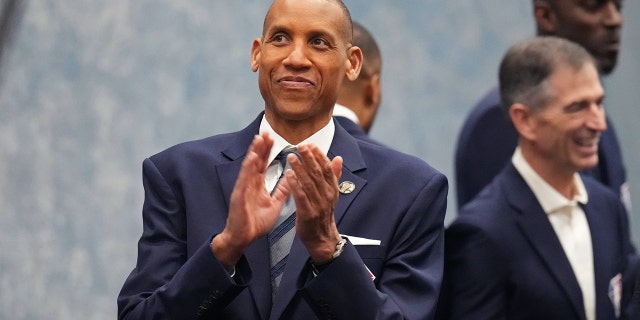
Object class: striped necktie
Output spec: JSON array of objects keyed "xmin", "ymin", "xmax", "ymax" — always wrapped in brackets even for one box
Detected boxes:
[{"xmin": 268, "ymin": 146, "xmax": 298, "ymax": 296}]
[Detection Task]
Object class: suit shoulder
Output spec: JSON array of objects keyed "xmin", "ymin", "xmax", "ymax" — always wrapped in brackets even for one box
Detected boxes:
[
  {"xmin": 458, "ymin": 98, "xmax": 508, "ymax": 144},
  {"xmin": 359, "ymin": 141, "xmax": 446, "ymax": 182},
  {"xmin": 456, "ymin": 181, "xmax": 512, "ymax": 225},
  {"xmin": 153, "ymin": 133, "xmax": 230, "ymax": 156},
  {"xmin": 582, "ymin": 174, "xmax": 622, "ymax": 203},
  {"xmin": 455, "ymin": 86, "xmax": 515, "ymax": 165},
  {"xmin": 446, "ymin": 194, "xmax": 515, "ymax": 260},
  {"xmin": 147, "ymin": 132, "xmax": 239, "ymax": 168},
  {"xmin": 461, "ymin": 87, "xmax": 501, "ymax": 129}
]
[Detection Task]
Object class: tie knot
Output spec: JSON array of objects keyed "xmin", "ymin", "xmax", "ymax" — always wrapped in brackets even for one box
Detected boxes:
[{"xmin": 275, "ymin": 145, "xmax": 299, "ymax": 169}]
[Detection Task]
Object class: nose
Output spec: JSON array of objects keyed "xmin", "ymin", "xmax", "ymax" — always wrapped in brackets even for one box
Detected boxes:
[
  {"xmin": 282, "ymin": 41, "xmax": 311, "ymax": 69},
  {"xmin": 586, "ymin": 104, "xmax": 607, "ymax": 132},
  {"xmin": 602, "ymin": 1, "xmax": 622, "ymax": 28}
]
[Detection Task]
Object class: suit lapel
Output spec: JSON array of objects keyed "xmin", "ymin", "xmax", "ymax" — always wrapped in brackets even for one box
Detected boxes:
[
  {"xmin": 329, "ymin": 121, "xmax": 367, "ymax": 225},
  {"xmin": 334, "ymin": 170, "xmax": 366, "ymax": 225},
  {"xmin": 503, "ymin": 165, "xmax": 586, "ymax": 319},
  {"xmin": 217, "ymin": 160, "xmax": 242, "ymax": 211},
  {"xmin": 217, "ymin": 114, "xmax": 263, "ymax": 207}
]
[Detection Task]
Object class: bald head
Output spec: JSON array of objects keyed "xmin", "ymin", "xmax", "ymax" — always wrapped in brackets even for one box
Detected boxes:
[{"xmin": 263, "ymin": 0, "xmax": 353, "ymax": 44}]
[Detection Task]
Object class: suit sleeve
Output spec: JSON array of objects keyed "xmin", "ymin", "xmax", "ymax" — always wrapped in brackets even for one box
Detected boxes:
[
  {"xmin": 117, "ymin": 158, "xmax": 250, "ymax": 320},
  {"xmin": 300, "ymin": 171, "xmax": 448, "ymax": 320},
  {"xmin": 439, "ymin": 217, "xmax": 508, "ymax": 320}
]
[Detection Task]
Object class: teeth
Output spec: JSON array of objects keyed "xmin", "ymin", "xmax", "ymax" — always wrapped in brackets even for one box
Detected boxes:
[{"xmin": 575, "ymin": 138, "xmax": 598, "ymax": 147}]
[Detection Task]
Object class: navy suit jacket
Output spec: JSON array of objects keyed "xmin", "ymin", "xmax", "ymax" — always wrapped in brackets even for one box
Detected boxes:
[
  {"xmin": 440, "ymin": 163, "xmax": 636, "ymax": 320},
  {"xmin": 333, "ymin": 115, "xmax": 385, "ymax": 147},
  {"xmin": 454, "ymin": 87, "xmax": 627, "ymax": 209},
  {"xmin": 118, "ymin": 113, "xmax": 448, "ymax": 320}
]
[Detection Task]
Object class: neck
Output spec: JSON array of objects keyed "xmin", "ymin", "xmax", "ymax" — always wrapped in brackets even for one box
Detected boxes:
[
  {"xmin": 520, "ymin": 146, "xmax": 576, "ymax": 199},
  {"xmin": 265, "ymin": 112, "xmax": 331, "ymax": 145}
]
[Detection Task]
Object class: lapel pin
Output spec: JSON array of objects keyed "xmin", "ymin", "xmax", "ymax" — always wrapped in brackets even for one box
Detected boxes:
[{"xmin": 339, "ymin": 181, "xmax": 356, "ymax": 194}]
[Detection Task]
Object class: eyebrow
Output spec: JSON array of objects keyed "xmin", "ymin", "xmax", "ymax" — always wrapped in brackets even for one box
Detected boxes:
[
  {"xmin": 265, "ymin": 24, "xmax": 340, "ymax": 43},
  {"xmin": 564, "ymin": 93, "xmax": 605, "ymax": 109}
]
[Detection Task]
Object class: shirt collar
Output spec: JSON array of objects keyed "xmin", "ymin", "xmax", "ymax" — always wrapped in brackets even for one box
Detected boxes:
[
  {"xmin": 332, "ymin": 103, "xmax": 360, "ymax": 125},
  {"xmin": 259, "ymin": 115, "xmax": 335, "ymax": 166},
  {"xmin": 512, "ymin": 147, "xmax": 588, "ymax": 214}
]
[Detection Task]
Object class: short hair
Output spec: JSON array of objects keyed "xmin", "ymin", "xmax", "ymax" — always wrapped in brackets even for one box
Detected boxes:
[
  {"xmin": 263, "ymin": 0, "xmax": 354, "ymax": 44},
  {"xmin": 499, "ymin": 36, "xmax": 595, "ymax": 115},
  {"xmin": 352, "ymin": 21, "xmax": 381, "ymax": 78}
]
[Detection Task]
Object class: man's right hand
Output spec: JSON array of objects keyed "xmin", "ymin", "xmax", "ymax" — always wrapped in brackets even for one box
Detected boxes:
[{"xmin": 211, "ymin": 132, "xmax": 292, "ymax": 267}]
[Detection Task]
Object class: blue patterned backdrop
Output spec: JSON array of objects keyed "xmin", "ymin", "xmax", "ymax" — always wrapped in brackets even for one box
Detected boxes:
[{"xmin": 0, "ymin": 1, "xmax": 638, "ymax": 319}]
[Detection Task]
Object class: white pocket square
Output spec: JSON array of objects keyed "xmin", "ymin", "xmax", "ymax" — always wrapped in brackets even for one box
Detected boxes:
[{"xmin": 341, "ymin": 234, "xmax": 381, "ymax": 246}]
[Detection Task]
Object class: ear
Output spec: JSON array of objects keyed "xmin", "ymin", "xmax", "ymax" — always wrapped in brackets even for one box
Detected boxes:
[
  {"xmin": 364, "ymin": 73, "xmax": 381, "ymax": 108},
  {"xmin": 250, "ymin": 38, "xmax": 262, "ymax": 72},
  {"xmin": 345, "ymin": 46, "xmax": 363, "ymax": 81},
  {"xmin": 510, "ymin": 103, "xmax": 537, "ymax": 141},
  {"xmin": 533, "ymin": 0, "xmax": 557, "ymax": 34}
]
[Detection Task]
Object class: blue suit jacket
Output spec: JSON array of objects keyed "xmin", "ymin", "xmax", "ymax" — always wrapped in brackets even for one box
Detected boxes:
[
  {"xmin": 118, "ymin": 113, "xmax": 448, "ymax": 320},
  {"xmin": 454, "ymin": 87, "xmax": 627, "ymax": 209},
  {"xmin": 333, "ymin": 115, "xmax": 385, "ymax": 147},
  {"xmin": 440, "ymin": 163, "xmax": 636, "ymax": 320}
]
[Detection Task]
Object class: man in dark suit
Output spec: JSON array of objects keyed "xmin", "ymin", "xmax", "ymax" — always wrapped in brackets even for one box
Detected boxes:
[
  {"xmin": 439, "ymin": 37, "xmax": 636, "ymax": 319},
  {"xmin": 333, "ymin": 21, "xmax": 382, "ymax": 144},
  {"xmin": 117, "ymin": 0, "xmax": 448, "ymax": 319},
  {"xmin": 455, "ymin": 0, "xmax": 628, "ymax": 210}
]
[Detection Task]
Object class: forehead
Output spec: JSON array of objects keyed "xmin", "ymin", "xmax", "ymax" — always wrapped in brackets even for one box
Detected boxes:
[
  {"xmin": 264, "ymin": 0, "xmax": 349, "ymax": 38},
  {"xmin": 546, "ymin": 63, "xmax": 603, "ymax": 107},
  {"xmin": 552, "ymin": 0, "xmax": 620, "ymax": 14}
]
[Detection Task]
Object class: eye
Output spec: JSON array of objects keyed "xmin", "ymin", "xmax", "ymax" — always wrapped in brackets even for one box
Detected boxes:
[
  {"xmin": 267, "ymin": 32, "xmax": 290, "ymax": 46},
  {"xmin": 565, "ymin": 101, "xmax": 589, "ymax": 113},
  {"xmin": 580, "ymin": 0, "xmax": 604, "ymax": 11},
  {"xmin": 310, "ymin": 38, "xmax": 330, "ymax": 48},
  {"xmin": 273, "ymin": 34, "xmax": 287, "ymax": 43},
  {"xmin": 580, "ymin": 0, "xmax": 621, "ymax": 11}
]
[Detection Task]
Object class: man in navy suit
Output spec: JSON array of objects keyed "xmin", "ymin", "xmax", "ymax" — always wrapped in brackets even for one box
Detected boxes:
[
  {"xmin": 117, "ymin": 0, "xmax": 448, "ymax": 319},
  {"xmin": 439, "ymin": 37, "xmax": 636, "ymax": 319},
  {"xmin": 333, "ymin": 21, "xmax": 382, "ymax": 144},
  {"xmin": 455, "ymin": 0, "xmax": 628, "ymax": 210}
]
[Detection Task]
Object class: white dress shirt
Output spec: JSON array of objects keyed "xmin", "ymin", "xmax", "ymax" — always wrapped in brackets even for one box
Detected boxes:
[
  {"xmin": 259, "ymin": 115, "xmax": 335, "ymax": 192},
  {"xmin": 332, "ymin": 103, "xmax": 360, "ymax": 125},
  {"xmin": 512, "ymin": 147, "xmax": 595, "ymax": 320}
]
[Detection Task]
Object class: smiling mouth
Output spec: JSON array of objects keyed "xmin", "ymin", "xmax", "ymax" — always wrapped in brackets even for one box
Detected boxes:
[
  {"xmin": 603, "ymin": 35, "xmax": 620, "ymax": 52},
  {"xmin": 279, "ymin": 81, "xmax": 312, "ymax": 88},
  {"xmin": 574, "ymin": 136, "xmax": 600, "ymax": 153},
  {"xmin": 604, "ymin": 42, "xmax": 620, "ymax": 53},
  {"xmin": 278, "ymin": 76, "xmax": 314, "ymax": 88}
]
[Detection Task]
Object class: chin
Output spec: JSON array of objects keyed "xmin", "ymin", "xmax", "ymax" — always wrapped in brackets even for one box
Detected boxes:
[
  {"xmin": 597, "ymin": 57, "xmax": 618, "ymax": 75},
  {"xmin": 270, "ymin": 101, "xmax": 312, "ymax": 118},
  {"xmin": 575, "ymin": 158, "xmax": 599, "ymax": 172}
]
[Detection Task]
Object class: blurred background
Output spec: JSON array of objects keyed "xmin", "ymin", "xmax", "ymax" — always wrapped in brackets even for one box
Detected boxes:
[{"xmin": 0, "ymin": 1, "xmax": 638, "ymax": 319}]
